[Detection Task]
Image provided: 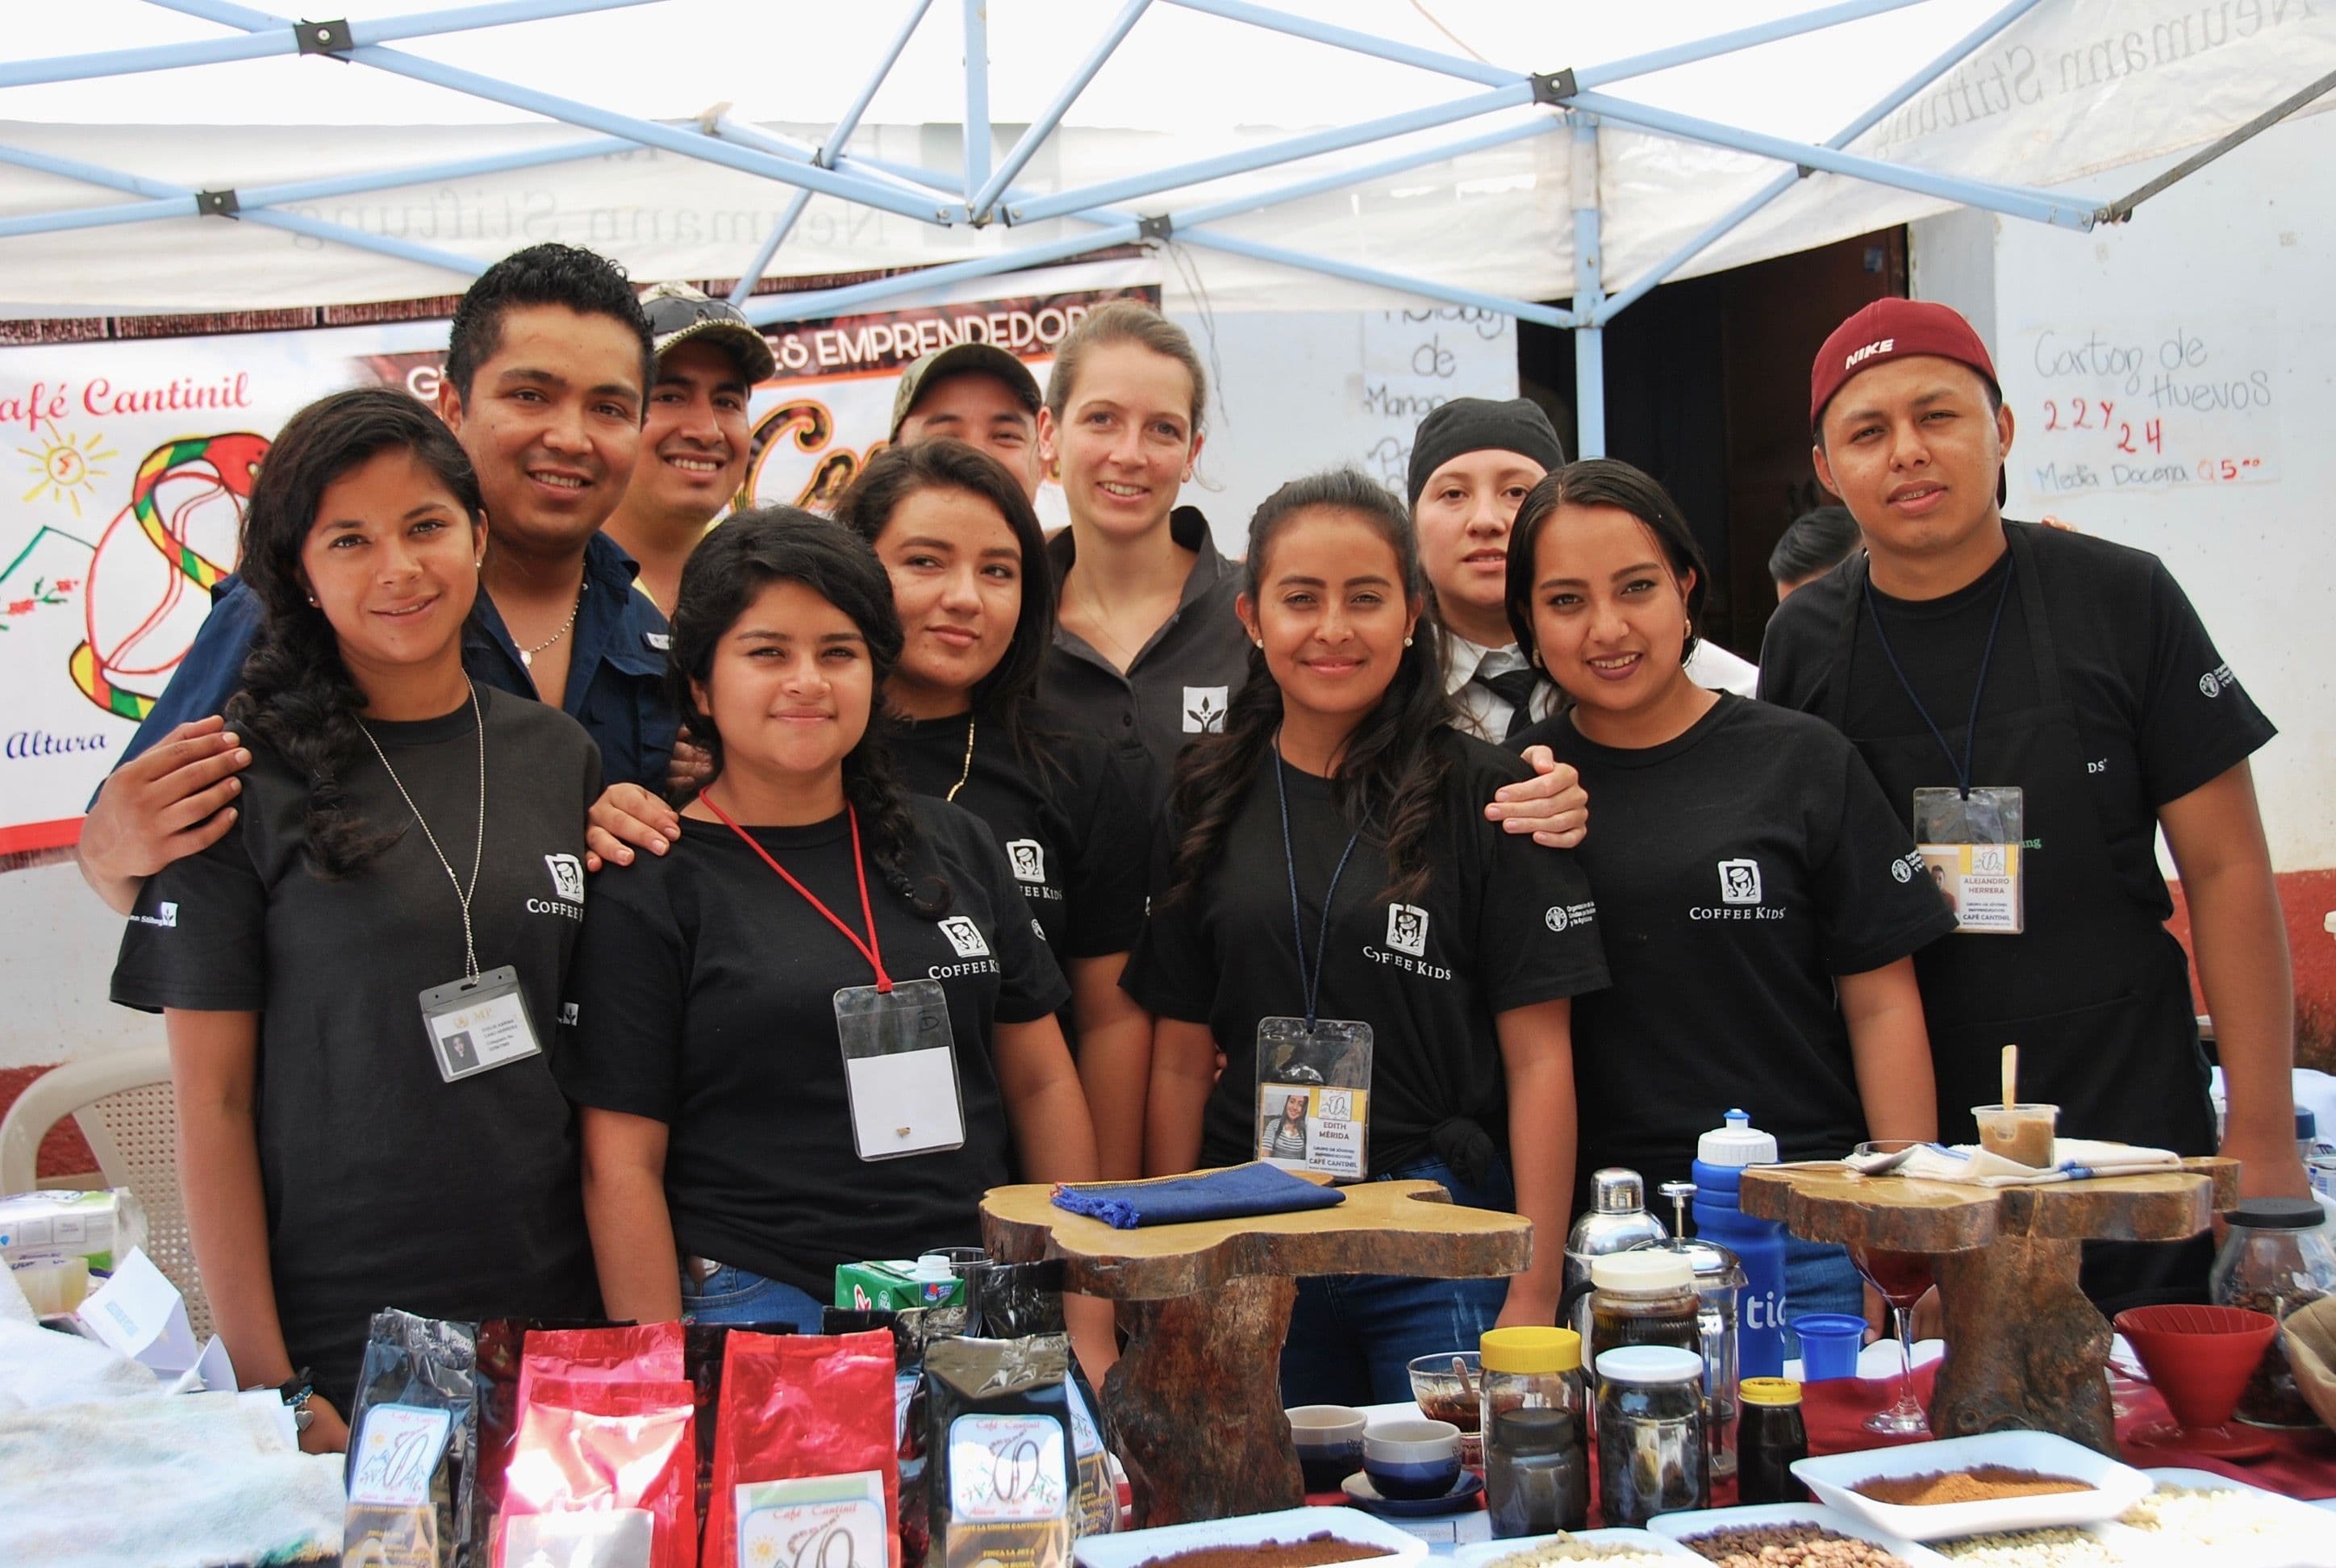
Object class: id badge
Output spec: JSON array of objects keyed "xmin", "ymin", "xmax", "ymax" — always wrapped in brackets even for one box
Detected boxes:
[
  {"xmin": 418, "ymin": 965, "xmax": 544, "ymax": 1082},
  {"xmin": 836, "ymin": 978, "xmax": 965, "ymax": 1161},
  {"xmin": 1913, "ymin": 786, "xmax": 2025, "ymax": 935},
  {"xmin": 1254, "ymin": 1016, "xmax": 1374, "ymax": 1181}
]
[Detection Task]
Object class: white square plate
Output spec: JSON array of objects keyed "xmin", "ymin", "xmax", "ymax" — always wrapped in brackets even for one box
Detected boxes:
[
  {"xmin": 1070, "ymin": 1505, "xmax": 1430, "ymax": 1567},
  {"xmin": 1792, "ymin": 1431, "xmax": 2150, "ymax": 1541},
  {"xmin": 1452, "ymin": 1526, "xmax": 1699, "ymax": 1564},
  {"xmin": 2122, "ymin": 1468, "xmax": 2336, "ymax": 1566},
  {"xmin": 1645, "ymin": 1501, "xmax": 1947, "ymax": 1564}
]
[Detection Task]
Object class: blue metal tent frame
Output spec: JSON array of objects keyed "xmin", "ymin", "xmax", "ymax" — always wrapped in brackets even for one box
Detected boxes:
[{"xmin": 0, "ymin": 0, "xmax": 2295, "ymax": 453}]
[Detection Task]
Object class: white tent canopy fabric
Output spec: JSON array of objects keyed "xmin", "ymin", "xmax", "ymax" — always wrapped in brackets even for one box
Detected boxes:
[{"xmin": 2, "ymin": 0, "xmax": 2332, "ymax": 315}]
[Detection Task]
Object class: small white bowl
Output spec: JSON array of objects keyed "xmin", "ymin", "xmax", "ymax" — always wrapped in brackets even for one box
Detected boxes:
[{"xmin": 1792, "ymin": 1430, "xmax": 2150, "ymax": 1542}]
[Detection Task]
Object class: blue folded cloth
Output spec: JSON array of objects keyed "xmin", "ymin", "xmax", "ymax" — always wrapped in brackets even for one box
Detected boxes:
[{"xmin": 1051, "ymin": 1161, "xmax": 1348, "ymax": 1229}]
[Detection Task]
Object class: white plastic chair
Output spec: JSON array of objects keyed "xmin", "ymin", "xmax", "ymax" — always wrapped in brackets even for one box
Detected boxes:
[{"xmin": 0, "ymin": 1045, "xmax": 211, "ymax": 1338}]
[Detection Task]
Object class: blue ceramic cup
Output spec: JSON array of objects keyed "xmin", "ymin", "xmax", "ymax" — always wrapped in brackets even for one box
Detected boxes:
[
  {"xmin": 1795, "ymin": 1312, "xmax": 1867, "ymax": 1382},
  {"xmin": 1362, "ymin": 1417, "xmax": 1462, "ymax": 1500},
  {"xmin": 1287, "ymin": 1404, "xmax": 1366, "ymax": 1491}
]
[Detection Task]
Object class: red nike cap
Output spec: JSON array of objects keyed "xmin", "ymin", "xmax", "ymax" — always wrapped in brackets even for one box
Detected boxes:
[{"xmin": 1810, "ymin": 298, "xmax": 2000, "ymax": 435}]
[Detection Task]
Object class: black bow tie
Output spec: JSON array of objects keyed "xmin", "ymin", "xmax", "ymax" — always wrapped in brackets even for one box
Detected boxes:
[{"xmin": 1472, "ymin": 665, "xmax": 1545, "ymax": 741}]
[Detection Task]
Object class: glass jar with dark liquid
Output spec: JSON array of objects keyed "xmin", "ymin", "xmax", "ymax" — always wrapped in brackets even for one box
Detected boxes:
[{"xmin": 1560, "ymin": 1250, "xmax": 1704, "ymax": 1379}]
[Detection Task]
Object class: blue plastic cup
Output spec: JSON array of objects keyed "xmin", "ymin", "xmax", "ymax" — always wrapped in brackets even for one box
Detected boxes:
[{"xmin": 1795, "ymin": 1312, "xmax": 1867, "ymax": 1382}]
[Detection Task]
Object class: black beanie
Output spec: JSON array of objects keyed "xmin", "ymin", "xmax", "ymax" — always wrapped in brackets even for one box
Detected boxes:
[{"xmin": 1408, "ymin": 397, "xmax": 1566, "ymax": 507}]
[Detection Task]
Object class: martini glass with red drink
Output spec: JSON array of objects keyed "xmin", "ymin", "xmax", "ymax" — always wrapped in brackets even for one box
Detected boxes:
[{"xmin": 1849, "ymin": 1140, "xmax": 1935, "ymax": 1435}]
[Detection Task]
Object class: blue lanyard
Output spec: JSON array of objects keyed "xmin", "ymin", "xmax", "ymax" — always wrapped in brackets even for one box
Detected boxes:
[
  {"xmin": 1862, "ymin": 555, "xmax": 2015, "ymax": 800},
  {"xmin": 1272, "ymin": 735, "xmax": 1361, "ymax": 1032}
]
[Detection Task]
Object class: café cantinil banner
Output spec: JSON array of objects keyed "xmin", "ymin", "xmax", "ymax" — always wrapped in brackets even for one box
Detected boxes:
[{"xmin": 0, "ymin": 260, "xmax": 1154, "ymax": 853}]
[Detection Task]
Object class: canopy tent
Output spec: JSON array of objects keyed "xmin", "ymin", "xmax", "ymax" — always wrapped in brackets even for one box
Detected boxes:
[{"xmin": 4, "ymin": 0, "xmax": 2332, "ymax": 451}]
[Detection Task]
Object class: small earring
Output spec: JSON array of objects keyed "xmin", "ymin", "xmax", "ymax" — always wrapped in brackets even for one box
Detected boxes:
[
  {"xmin": 1683, "ymin": 619, "xmax": 1693, "ymax": 637},
  {"xmin": 1253, "ymin": 638, "xmax": 1264, "ymax": 648},
  {"xmin": 1403, "ymin": 636, "xmax": 1413, "ymax": 648},
  {"xmin": 306, "ymin": 594, "xmax": 319, "ymax": 607}
]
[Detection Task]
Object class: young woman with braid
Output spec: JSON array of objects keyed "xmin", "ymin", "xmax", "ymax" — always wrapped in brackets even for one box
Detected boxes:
[
  {"xmin": 111, "ymin": 388, "xmax": 602, "ymax": 1447},
  {"xmin": 557, "ymin": 511, "xmax": 1111, "ymax": 1370},
  {"xmin": 1127, "ymin": 469, "xmax": 1608, "ymax": 1407}
]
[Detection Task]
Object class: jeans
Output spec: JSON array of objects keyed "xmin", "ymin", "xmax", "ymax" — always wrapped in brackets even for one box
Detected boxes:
[
  {"xmin": 678, "ymin": 1261, "xmax": 828, "ymax": 1331},
  {"xmin": 1279, "ymin": 1155, "xmax": 1517, "ymax": 1408},
  {"xmin": 1780, "ymin": 1237, "xmax": 1864, "ymax": 1355}
]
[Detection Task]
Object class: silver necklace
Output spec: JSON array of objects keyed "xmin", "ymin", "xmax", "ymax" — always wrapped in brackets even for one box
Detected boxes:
[
  {"xmin": 519, "ymin": 581, "xmax": 586, "ymax": 668},
  {"xmin": 358, "ymin": 682, "xmax": 487, "ymax": 979}
]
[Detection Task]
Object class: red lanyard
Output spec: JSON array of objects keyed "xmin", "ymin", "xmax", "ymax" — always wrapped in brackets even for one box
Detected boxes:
[{"xmin": 699, "ymin": 789, "xmax": 895, "ymax": 992}]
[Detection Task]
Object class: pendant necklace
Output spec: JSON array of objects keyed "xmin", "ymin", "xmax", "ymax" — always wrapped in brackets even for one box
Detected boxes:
[{"xmin": 519, "ymin": 581, "xmax": 586, "ymax": 668}]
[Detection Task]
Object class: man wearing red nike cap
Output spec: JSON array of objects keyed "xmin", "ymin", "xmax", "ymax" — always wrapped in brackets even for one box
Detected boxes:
[{"xmin": 1760, "ymin": 298, "xmax": 2301, "ymax": 1313}]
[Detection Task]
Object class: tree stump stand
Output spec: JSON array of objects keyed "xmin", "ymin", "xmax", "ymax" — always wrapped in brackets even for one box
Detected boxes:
[
  {"xmin": 981, "ymin": 1174, "xmax": 1530, "ymax": 1528},
  {"xmin": 1740, "ymin": 1159, "xmax": 2238, "ymax": 1453}
]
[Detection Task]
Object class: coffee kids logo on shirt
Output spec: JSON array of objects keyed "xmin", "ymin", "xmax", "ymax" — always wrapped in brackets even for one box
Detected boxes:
[
  {"xmin": 1182, "ymin": 686, "xmax": 1228, "ymax": 733},
  {"xmin": 1005, "ymin": 838, "xmax": 1051, "ymax": 890},
  {"xmin": 1385, "ymin": 903, "xmax": 1429, "ymax": 957},
  {"xmin": 1693, "ymin": 858, "xmax": 1784, "ymax": 922},
  {"xmin": 1365, "ymin": 903, "xmax": 1453, "ymax": 980},
  {"xmin": 938, "ymin": 916, "xmax": 991, "ymax": 959},
  {"xmin": 528, "ymin": 853, "xmax": 586, "ymax": 922}
]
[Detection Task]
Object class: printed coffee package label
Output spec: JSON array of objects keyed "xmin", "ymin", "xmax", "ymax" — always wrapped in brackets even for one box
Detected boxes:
[{"xmin": 924, "ymin": 1335, "xmax": 1073, "ymax": 1568}]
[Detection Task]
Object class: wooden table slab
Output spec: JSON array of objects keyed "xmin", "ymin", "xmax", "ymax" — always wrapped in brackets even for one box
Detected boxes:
[
  {"xmin": 982, "ymin": 1173, "xmax": 1531, "ymax": 1525},
  {"xmin": 1741, "ymin": 1158, "xmax": 2239, "ymax": 1451}
]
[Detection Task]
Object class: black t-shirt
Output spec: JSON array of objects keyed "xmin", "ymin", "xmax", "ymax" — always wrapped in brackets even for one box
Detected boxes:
[
  {"xmin": 1038, "ymin": 507, "xmax": 1254, "ymax": 803},
  {"xmin": 891, "ymin": 711, "xmax": 1151, "ymax": 966},
  {"xmin": 1512, "ymin": 694, "xmax": 1958, "ymax": 1190},
  {"xmin": 555, "ymin": 797, "xmax": 1070, "ymax": 1299},
  {"xmin": 1124, "ymin": 728, "xmax": 1610, "ymax": 1173},
  {"xmin": 111, "ymin": 686, "xmax": 602, "ymax": 1405},
  {"xmin": 1758, "ymin": 524, "xmax": 2276, "ymax": 920}
]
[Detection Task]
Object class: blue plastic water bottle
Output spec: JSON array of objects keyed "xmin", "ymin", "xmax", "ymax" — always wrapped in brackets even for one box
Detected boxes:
[{"xmin": 1692, "ymin": 1109, "xmax": 1788, "ymax": 1379}]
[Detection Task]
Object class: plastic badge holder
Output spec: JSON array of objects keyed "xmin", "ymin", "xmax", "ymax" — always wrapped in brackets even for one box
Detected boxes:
[
  {"xmin": 2131, "ymin": 1468, "xmax": 2336, "ymax": 1568},
  {"xmin": 1791, "ymin": 1430, "xmax": 2152, "ymax": 1542},
  {"xmin": 1451, "ymin": 1527, "xmax": 1699, "ymax": 1564},
  {"xmin": 1070, "ymin": 1505, "xmax": 1430, "ymax": 1568},
  {"xmin": 1645, "ymin": 1501, "xmax": 1948, "ymax": 1565}
]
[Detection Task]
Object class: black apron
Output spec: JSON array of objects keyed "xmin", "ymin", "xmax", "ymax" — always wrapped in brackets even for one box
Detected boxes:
[{"xmin": 1825, "ymin": 524, "xmax": 2217, "ymax": 1309}]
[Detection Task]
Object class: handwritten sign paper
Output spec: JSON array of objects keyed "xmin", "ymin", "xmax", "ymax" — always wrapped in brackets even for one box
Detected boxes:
[
  {"xmin": 2016, "ymin": 313, "xmax": 2280, "ymax": 497},
  {"xmin": 1357, "ymin": 307, "xmax": 1519, "ymax": 496}
]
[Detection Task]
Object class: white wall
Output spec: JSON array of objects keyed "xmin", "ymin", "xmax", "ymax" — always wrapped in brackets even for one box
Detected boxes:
[
  {"xmin": 0, "ymin": 303, "xmax": 1516, "ymax": 1071},
  {"xmin": 1959, "ymin": 111, "xmax": 2333, "ymax": 873}
]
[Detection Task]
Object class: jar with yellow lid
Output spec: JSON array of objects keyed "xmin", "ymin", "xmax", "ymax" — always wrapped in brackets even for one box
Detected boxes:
[
  {"xmin": 1478, "ymin": 1324, "xmax": 1583, "ymax": 1440},
  {"xmin": 1736, "ymin": 1377, "xmax": 1809, "ymax": 1503}
]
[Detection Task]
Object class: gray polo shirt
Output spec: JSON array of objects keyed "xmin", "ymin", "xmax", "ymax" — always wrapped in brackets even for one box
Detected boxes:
[{"xmin": 1037, "ymin": 506, "xmax": 1253, "ymax": 806}]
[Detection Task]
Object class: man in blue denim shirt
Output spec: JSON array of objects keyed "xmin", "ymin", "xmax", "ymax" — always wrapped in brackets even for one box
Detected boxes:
[{"xmin": 76, "ymin": 246, "xmax": 737, "ymax": 913}]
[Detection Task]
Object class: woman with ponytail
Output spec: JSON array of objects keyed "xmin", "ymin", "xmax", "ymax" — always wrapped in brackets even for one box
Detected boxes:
[
  {"xmin": 1128, "ymin": 469, "xmax": 1608, "ymax": 1406},
  {"xmin": 111, "ymin": 386, "xmax": 603, "ymax": 1448},
  {"xmin": 558, "ymin": 510, "xmax": 1109, "ymax": 1366}
]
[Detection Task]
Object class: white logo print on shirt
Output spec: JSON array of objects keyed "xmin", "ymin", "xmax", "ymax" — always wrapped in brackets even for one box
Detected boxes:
[
  {"xmin": 938, "ymin": 916, "xmax": 991, "ymax": 959},
  {"xmin": 1385, "ymin": 903, "xmax": 1430, "ymax": 957},
  {"xmin": 1182, "ymin": 686, "xmax": 1229, "ymax": 733},
  {"xmin": 129, "ymin": 901, "xmax": 179, "ymax": 929},
  {"xmin": 1006, "ymin": 839, "xmax": 1047, "ymax": 884},
  {"xmin": 544, "ymin": 853, "xmax": 586, "ymax": 903},
  {"xmin": 1717, "ymin": 859, "xmax": 1763, "ymax": 905},
  {"xmin": 2199, "ymin": 662, "xmax": 2235, "ymax": 699}
]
